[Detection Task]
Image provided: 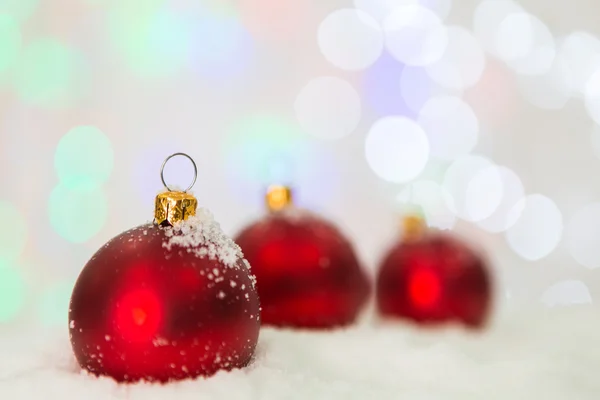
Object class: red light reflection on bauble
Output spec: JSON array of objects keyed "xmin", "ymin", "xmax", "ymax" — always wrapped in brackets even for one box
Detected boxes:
[{"xmin": 376, "ymin": 217, "xmax": 492, "ymax": 328}]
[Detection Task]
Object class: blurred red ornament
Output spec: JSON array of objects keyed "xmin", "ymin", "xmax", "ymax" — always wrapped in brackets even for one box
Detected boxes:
[
  {"xmin": 69, "ymin": 154, "xmax": 260, "ymax": 383},
  {"xmin": 376, "ymin": 216, "xmax": 492, "ymax": 328},
  {"xmin": 235, "ymin": 185, "xmax": 370, "ymax": 328}
]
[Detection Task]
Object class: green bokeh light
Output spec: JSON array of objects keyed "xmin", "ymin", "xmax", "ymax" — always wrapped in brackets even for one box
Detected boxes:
[
  {"xmin": 0, "ymin": 201, "xmax": 27, "ymax": 261},
  {"xmin": 16, "ymin": 38, "xmax": 80, "ymax": 107},
  {"xmin": 0, "ymin": 13, "xmax": 21, "ymax": 82},
  {"xmin": 55, "ymin": 126, "xmax": 114, "ymax": 190},
  {"xmin": 226, "ymin": 114, "xmax": 307, "ymax": 183},
  {"xmin": 37, "ymin": 281, "xmax": 73, "ymax": 326},
  {"xmin": 49, "ymin": 184, "xmax": 108, "ymax": 243},
  {"xmin": 109, "ymin": 0, "xmax": 191, "ymax": 78},
  {"xmin": 0, "ymin": 0, "xmax": 39, "ymax": 22},
  {"xmin": 0, "ymin": 259, "xmax": 25, "ymax": 323}
]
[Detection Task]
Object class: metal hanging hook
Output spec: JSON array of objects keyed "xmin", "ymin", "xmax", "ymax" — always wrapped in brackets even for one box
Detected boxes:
[{"xmin": 160, "ymin": 152, "xmax": 198, "ymax": 192}]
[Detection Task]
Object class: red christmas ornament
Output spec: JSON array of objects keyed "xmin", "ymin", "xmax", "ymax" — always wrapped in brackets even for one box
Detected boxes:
[
  {"xmin": 235, "ymin": 185, "xmax": 370, "ymax": 329},
  {"xmin": 69, "ymin": 153, "xmax": 260, "ymax": 383},
  {"xmin": 376, "ymin": 216, "xmax": 492, "ymax": 328}
]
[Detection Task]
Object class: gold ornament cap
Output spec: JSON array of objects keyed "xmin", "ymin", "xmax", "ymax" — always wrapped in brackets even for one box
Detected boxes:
[
  {"xmin": 265, "ymin": 185, "xmax": 293, "ymax": 212},
  {"xmin": 154, "ymin": 153, "xmax": 199, "ymax": 226},
  {"xmin": 401, "ymin": 214, "xmax": 426, "ymax": 242}
]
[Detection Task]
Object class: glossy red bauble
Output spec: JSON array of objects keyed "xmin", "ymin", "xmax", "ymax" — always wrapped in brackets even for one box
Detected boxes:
[
  {"xmin": 69, "ymin": 215, "xmax": 260, "ymax": 383},
  {"xmin": 235, "ymin": 210, "xmax": 370, "ymax": 329},
  {"xmin": 376, "ymin": 231, "xmax": 492, "ymax": 328}
]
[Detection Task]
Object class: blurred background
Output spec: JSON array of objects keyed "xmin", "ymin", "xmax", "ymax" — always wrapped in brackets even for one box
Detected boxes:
[{"xmin": 1, "ymin": 0, "xmax": 599, "ymax": 331}]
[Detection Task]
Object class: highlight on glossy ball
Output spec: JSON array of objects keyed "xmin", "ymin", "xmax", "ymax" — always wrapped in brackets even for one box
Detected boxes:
[
  {"xmin": 69, "ymin": 219, "xmax": 261, "ymax": 382},
  {"xmin": 376, "ymin": 229, "xmax": 492, "ymax": 328}
]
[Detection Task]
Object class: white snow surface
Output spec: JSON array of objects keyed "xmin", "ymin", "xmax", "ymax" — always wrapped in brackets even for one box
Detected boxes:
[{"xmin": 1, "ymin": 309, "xmax": 600, "ymax": 399}]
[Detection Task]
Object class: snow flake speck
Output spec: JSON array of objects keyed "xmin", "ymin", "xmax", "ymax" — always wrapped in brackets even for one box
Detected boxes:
[
  {"xmin": 69, "ymin": 321, "xmax": 75, "ymax": 329},
  {"xmin": 162, "ymin": 210, "xmax": 247, "ymax": 269},
  {"xmin": 217, "ymin": 291, "xmax": 226, "ymax": 299},
  {"xmin": 230, "ymin": 280, "xmax": 237, "ymax": 288}
]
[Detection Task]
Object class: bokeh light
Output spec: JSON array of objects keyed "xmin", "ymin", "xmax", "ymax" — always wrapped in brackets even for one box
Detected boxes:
[
  {"xmin": 541, "ymin": 280, "xmax": 592, "ymax": 307},
  {"xmin": 54, "ymin": 126, "xmax": 114, "ymax": 190},
  {"xmin": 0, "ymin": 0, "xmax": 38, "ymax": 22},
  {"xmin": 473, "ymin": 0, "xmax": 524, "ymax": 56},
  {"xmin": 442, "ymin": 155, "xmax": 502, "ymax": 222},
  {"xmin": 476, "ymin": 166, "xmax": 525, "ymax": 233},
  {"xmin": 418, "ymin": 95, "xmax": 478, "ymax": 161},
  {"xmin": 37, "ymin": 281, "xmax": 73, "ymax": 326},
  {"xmin": 505, "ymin": 194, "xmax": 563, "ymax": 261},
  {"xmin": 400, "ymin": 65, "xmax": 447, "ymax": 113},
  {"xmin": 225, "ymin": 114, "xmax": 308, "ymax": 186},
  {"xmin": 0, "ymin": 13, "xmax": 20, "ymax": 83},
  {"xmin": 420, "ymin": 0, "xmax": 452, "ymax": 20},
  {"xmin": 384, "ymin": 5, "xmax": 448, "ymax": 67},
  {"xmin": 425, "ymin": 26, "xmax": 485, "ymax": 90},
  {"xmin": 566, "ymin": 203, "xmax": 600, "ymax": 269},
  {"xmin": 0, "ymin": 201, "xmax": 27, "ymax": 261},
  {"xmin": 353, "ymin": 0, "xmax": 418, "ymax": 22},
  {"xmin": 109, "ymin": 1, "xmax": 191, "ymax": 78},
  {"xmin": 318, "ymin": 8, "xmax": 383, "ymax": 71},
  {"xmin": 16, "ymin": 38, "xmax": 81, "ymax": 107},
  {"xmin": 0, "ymin": 259, "xmax": 25, "ymax": 323},
  {"xmin": 497, "ymin": 13, "xmax": 555, "ymax": 76},
  {"xmin": 558, "ymin": 31, "xmax": 600, "ymax": 96},
  {"xmin": 591, "ymin": 127, "xmax": 600, "ymax": 160},
  {"xmin": 397, "ymin": 179, "xmax": 456, "ymax": 229},
  {"xmin": 189, "ymin": 8, "xmax": 253, "ymax": 79},
  {"xmin": 294, "ymin": 76, "xmax": 361, "ymax": 140},
  {"xmin": 517, "ymin": 57, "xmax": 572, "ymax": 110},
  {"xmin": 365, "ymin": 116, "xmax": 429, "ymax": 183},
  {"xmin": 48, "ymin": 184, "xmax": 109, "ymax": 243},
  {"xmin": 239, "ymin": 0, "xmax": 311, "ymax": 40},
  {"xmin": 362, "ymin": 51, "xmax": 412, "ymax": 116},
  {"xmin": 584, "ymin": 68, "xmax": 600, "ymax": 124}
]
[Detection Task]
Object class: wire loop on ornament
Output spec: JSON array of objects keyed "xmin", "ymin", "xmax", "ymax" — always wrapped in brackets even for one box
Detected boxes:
[{"xmin": 160, "ymin": 152, "xmax": 198, "ymax": 192}]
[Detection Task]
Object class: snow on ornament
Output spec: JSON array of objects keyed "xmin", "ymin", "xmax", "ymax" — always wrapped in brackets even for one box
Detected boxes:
[
  {"xmin": 68, "ymin": 153, "xmax": 260, "ymax": 383},
  {"xmin": 376, "ymin": 214, "xmax": 492, "ymax": 328},
  {"xmin": 234, "ymin": 185, "xmax": 370, "ymax": 329}
]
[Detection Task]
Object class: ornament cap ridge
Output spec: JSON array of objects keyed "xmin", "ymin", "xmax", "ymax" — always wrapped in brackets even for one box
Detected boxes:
[{"xmin": 266, "ymin": 185, "xmax": 293, "ymax": 212}]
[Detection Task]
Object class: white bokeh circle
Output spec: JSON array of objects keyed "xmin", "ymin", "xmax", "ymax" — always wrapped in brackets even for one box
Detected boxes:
[
  {"xmin": 558, "ymin": 32, "xmax": 600, "ymax": 96},
  {"xmin": 505, "ymin": 194, "xmax": 563, "ymax": 261},
  {"xmin": 442, "ymin": 155, "xmax": 503, "ymax": 222},
  {"xmin": 566, "ymin": 203, "xmax": 600, "ymax": 269},
  {"xmin": 318, "ymin": 9, "xmax": 384, "ymax": 71},
  {"xmin": 496, "ymin": 13, "xmax": 555, "ymax": 76},
  {"xmin": 383, "ymin": 5, "xmax": 448, "ymax": 67},
  {"xmin": 517, "ymin": 56, "xmax": 572, "ymax": 110},
  {"xmin": 541, "ymin": 280, "xmax": 592, "ymax": 307},
  {"xmin": 353, "ymin": 0, "xmax": 418, "ymax": 22},
  {"xmin": 365, "ymin": 116, "xmax": 430, "ymax": 183},
  {"xmin": 294, "ymin": 76, "xmax": 361, "ymax": 140},
  {"xmin": 397, "ymin": 179, "xmax": 456, "ymax": 230},
  {"xmin": 476, "ymin": 166, "xmax": 525, "ymax": 233},
  {"xmin": 418, "ymin": 95, "xmax": 478, "ymax": 161},
  {"xmin": 426, "ymin": 26, "xmax": 485, "ymax": 90}
]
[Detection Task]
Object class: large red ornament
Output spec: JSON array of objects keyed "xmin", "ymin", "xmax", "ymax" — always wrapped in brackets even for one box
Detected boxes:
[
  {"xmin": 376, "ymin": 216, "xmax": 492, "ymax": 328},
  {"xmin": 235, "ymin": 185, "xmax": 370, "ymax": 329},
  {"xmin": 69, "ymin": 153, "xmax": 260, "ymax": 383}
]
